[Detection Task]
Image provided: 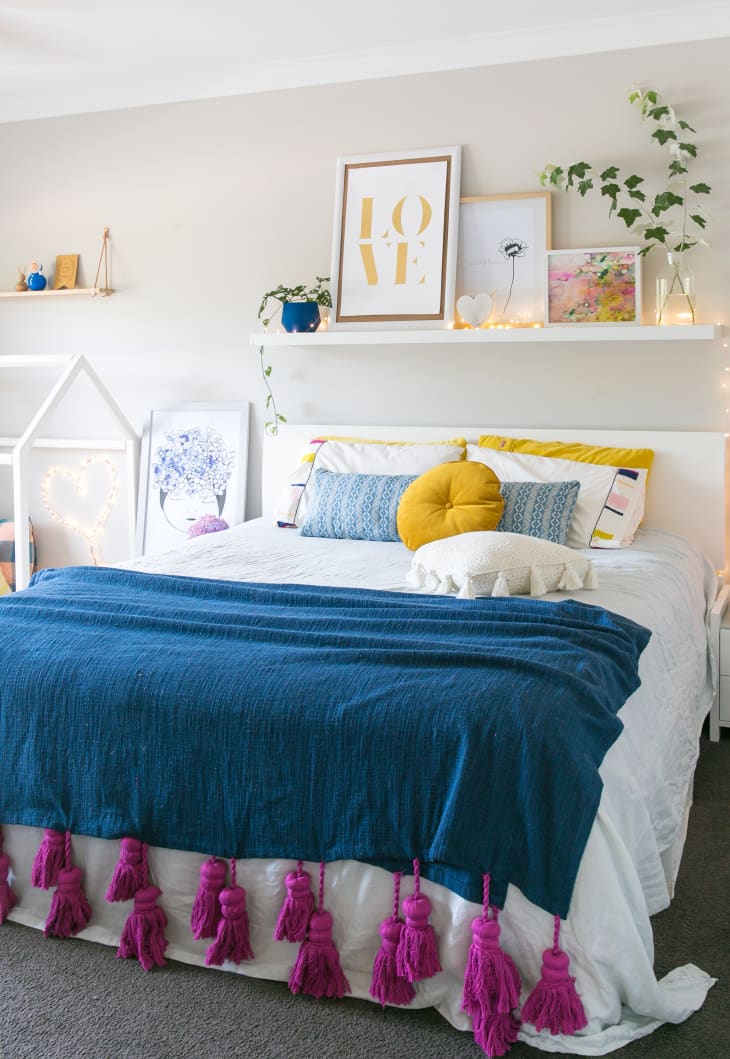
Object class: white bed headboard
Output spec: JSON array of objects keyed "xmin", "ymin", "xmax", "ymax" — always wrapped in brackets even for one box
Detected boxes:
[{"xmin": 262, "ymin": 425, "xmax": 729, "ymax": 573}]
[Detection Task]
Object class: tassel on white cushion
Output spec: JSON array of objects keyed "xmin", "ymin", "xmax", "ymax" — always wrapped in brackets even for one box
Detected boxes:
[
  {"xmin": 491, "ymin": 571, "xmax": 510, "ymax": 597},
  {"xmin": 424, "ymin": 572, "xmax": 440, "ymax": 593},
  {"xmin": 529, "ymin": 566, "xmax": 547, "ymax": 597},
  {"xmin": 458, "ymin": 576, "xmax": 477, "ymax": 600},
  {"xmin": 584, "ymin": 562, "xmax": 599, "ymax": 590},
  {"xmin": 407, "ymin": 564, "xmax": 425, "ymax": 589},
  {"xmin": 435, "ymin": 574, "xmax": 457, "ymax": 596},
  {"xmin": 558, "ymin": 563, "xmax": 583, "ymax": 591}
]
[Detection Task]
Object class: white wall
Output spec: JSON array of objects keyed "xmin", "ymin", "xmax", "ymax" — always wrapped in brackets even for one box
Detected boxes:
[{"xmin": 0, "ymin": 38, "xmax": 728, "ymax": 564}]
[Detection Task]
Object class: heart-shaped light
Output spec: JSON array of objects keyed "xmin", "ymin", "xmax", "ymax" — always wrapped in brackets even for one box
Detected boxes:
[
  {"xmin": 40, "ymin": 455, "xmax": 119, "ymax": 564},
  {"xmin": 456, "ymin": 292, "xmax": 493, "ymax": 327}
]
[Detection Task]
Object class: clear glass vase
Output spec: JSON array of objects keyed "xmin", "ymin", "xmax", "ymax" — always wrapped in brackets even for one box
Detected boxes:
[{"xmin": 655, "ymin": 252, "xmax": 696, "ymax": 325}]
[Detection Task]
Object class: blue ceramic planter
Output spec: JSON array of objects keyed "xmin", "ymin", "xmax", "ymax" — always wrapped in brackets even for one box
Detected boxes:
[
  {"xmin": 282, "ymin": 301, "xmax": 321, "ymax": 333},
  {"xmin": 27, "ymin": 269, "xmax": 47, "ymax": 291}
]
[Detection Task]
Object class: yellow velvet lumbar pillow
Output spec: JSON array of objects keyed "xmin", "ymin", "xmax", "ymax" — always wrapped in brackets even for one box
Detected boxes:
[
  {"xmin": 478, "ymin": 434, "xmax": 654, "ymax": 475},
  {"xmin": 396, "ymin": 460, "xmax": 504, "ymax": 551}
]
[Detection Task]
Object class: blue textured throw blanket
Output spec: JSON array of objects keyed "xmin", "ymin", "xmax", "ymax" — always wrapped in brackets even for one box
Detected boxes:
[{"xmin": 0, "ymin": 566, "xmax": 650, "ymax": 916}]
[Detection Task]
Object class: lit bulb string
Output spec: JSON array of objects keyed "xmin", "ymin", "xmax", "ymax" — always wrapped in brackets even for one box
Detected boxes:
[
  {"xmin": 40, "ymin": 455, "xmax": 120, "ymax": 565},
  {"xmin": 721, "ymin": 334, "xmax": 730, "ymax": 437}
]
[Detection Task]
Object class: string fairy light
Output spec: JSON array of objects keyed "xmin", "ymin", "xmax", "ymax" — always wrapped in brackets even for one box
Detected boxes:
[{"xmin": 40, "ymin": 455, "xmax": 120, "ymax": 565}]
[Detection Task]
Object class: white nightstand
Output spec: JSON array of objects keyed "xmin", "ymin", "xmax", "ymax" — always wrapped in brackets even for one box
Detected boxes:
[{"xmin": 710, "ymin": 583, "xmax": 730, "ymax": 740}]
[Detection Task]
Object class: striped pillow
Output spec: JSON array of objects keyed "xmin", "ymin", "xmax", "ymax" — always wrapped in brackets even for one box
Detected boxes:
[
  {"xmin": 497, "ymin": 480, "xmax": 580, "ymax": 545},
  {"xmin": 0, "ymin": 518, "xmax": 36, "ymax": 591},
  {"xmin": 300, "ymin": 470, "xmax": 416, "ymax": 542}
]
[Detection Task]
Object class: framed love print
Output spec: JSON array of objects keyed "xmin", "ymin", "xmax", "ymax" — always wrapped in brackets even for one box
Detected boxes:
[
  {"xmin": 456, "ymin": 192, "xmax": 551, "ymax": 327},
  {"xmin": 329, "ymin": 146, "xmax": 462, "ymax": 329}
]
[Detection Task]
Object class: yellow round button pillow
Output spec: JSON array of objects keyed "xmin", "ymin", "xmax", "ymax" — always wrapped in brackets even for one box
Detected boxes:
[{"xmin": 396, "ymin": 460, "xmax": 504, "ymax": 551}]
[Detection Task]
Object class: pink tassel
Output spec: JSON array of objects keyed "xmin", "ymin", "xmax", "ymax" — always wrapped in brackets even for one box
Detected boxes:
[
  {"xmin": 273, "ymin": 860, "xmax": 314, "ymax": 943},
  {"xmin": 0, "ymin": 828, "xmax": 18, "ymax": 923},
  {"xmin": 31, "ymin": 828, "xmax": 66, "ymax": 890},
  {"xmin": 191, "ymin": 856, "xmax": 227, "ymax": 940},
  {"xmin": 463, "ymin": 875, "xmax": 521, "ymax": 1058},
  {"xmin": 43, "ymin": 832, "xmax": 92, "ymax": 939},
  {"xmin": 395, "ymin": 859, "xmax": 442, "ymax": 983},
  {"xmin": 105, "ymin": 837, "xmax": 146, "ymax": 903},
  {"xmin": 205, "ymin": 858, "xmax": 254, "ymax": 966},
  {"xmin": 473, "ymin": 1009, "xmax": 521, "ymax": 1057},
  {"xmin": 117, "ymin": 884, "xmax": 168, "ymax": 971},
  {"xmin": 369, "ymin": 871, "xmax": 415, "ymax": 1008},
  {"xmin": 521, "ymin": 916, "xmax": 588, "ymax": 1036},
  {"xmin": 289, "ymin": 861, "xmax": 350, "ymax": 1000}
]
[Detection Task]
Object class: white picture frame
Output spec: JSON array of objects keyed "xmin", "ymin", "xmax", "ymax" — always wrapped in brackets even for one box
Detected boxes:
[
  {"xmin": 329, "ymin": 145, "xmax": 462, "ymax": 329},
  {"xmin": 456, "ymin": 192, "xmax": 551, "ymax": 327},
  {"xmin": 545, "ymin": 246, "xmax": 642, "ymax": 325},
  {"xmin": 136, "ymin": 402, "xmax": 249, "ymax": 556}
]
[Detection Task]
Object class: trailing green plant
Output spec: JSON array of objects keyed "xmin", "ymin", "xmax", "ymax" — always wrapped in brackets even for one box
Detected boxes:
[
  {"xmin": 539, "ymin": 87, "xmax": 711, "ymax": 323},
  {"xmin": 258, "ymin": 276, "xmax": 332, "ymax": 328}
]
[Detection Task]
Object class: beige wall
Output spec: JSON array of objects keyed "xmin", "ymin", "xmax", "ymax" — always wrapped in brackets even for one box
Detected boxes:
[{"xmin": 0, "ymin": 38, "xmax": 728, "ymax": 560}]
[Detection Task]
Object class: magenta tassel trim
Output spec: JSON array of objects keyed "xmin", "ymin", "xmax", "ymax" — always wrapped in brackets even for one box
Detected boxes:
[
  {"xmin": 522, "ymin": 918, "xmax": 587, "ymax": 1036},
  {"xmin": 0, "ymin": 850, "xmax": 18, "ymax": 924},
  {"xmin": 473, "ymin": 1009, "xmax": 521, "ymax": 1057},
  {"xmin": 105, "ymin": 837, "xmax": 146, "ymax": 903},
  {"xmin": 205, "ymin": 884, "xmax": 254, "ymax": 966},
  {"xmin": 44, "ymin": 866, "xmax": 92, "ymax": 938},
  {"xmin": 289, "ymin": 909, "xmax": 350, "ymax": 999},
  {"xmin": 395, "ymin": 892, "xmax": 441, "ymax": 983},
  {"xmin": 191, "ymin": 857, "xmax": 227, "ymax": 940},
  {"xmin": 117, "ymin": 885, "xmax": 168, "ymax": 970},
  {"xmin": 462, "ymin": 917, "xmax": 521, "ymax": 1019},
  {"xmin": 273, "ymin": 864, "xmax": 314, "ymax": 943},
  {"xmin": 31, "ymin": 828, "xmax": 65, "ymax": 890},
  {"xmin": 369, "ymin": 917, "xmax": 416, "ymax": 1007}
]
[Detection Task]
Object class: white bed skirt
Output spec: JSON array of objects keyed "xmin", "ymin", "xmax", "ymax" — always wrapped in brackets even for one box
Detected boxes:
[{"xmin": 4, "ymin": 810, "xmax": 713, "ymax": 1056}]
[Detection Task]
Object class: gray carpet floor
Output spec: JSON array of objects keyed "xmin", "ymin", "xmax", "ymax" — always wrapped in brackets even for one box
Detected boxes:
[{"xmin": 0, "ymin": 733, "xmax": 727, "ymax": 1059}]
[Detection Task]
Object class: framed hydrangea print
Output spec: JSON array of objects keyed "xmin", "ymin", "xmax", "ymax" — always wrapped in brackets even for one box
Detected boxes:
[{"xmin": 136, "ymin": 403, "xmax": 249, "ymax": 556}]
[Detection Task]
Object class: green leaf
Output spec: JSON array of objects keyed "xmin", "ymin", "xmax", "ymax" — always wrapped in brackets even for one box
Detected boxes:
[
  {"xmin": 265, "ymin": 394, "xmax": 272, "ymax": 409},
  {"xmin": 678, "ymin": 141, "xmax": 697, "ymax": 157},
  {"xmin": 646, "ymin": 90, "xmax": 658, "ymax": 104},
  {"xmin": 577, "ymin": 179, "xmax": 593, "ymax": 197},
  {"xmin": 617, "ymin": 207, "xmax": 642, "ymax": 228},
  {"xmin": 652, "ymin": 128, "xmax": 677, "ymax": 145},
  {"xmin": 690, "ymin": 214, "xmax": 707, "ymax": 229},
  {"xmin": 599, "ymin": 166, "xmax": 620, "ymax": 181},
  {"xmin": 600, "ymin": 182, "xmax": 620, "ymax": 214},
  {"xmin": 567, "ymin": 162, "xmax": 591, "ymax": 184},
  {"xmin": 638, "ymin": 245, "xmax": 654, "ymax": 257},
  {"xmin": 278, "ymin": 414, "xmax": 288, "ymax": 423},
  {"xmin": 647, "ymin": 105, "xmax": 670, "ymax": 121},
  {"xmin": 674, "ymin": 241, "xmax": 697, "ymax": 253},
  {"xmin": 644, "ymin": 226, "xmax": 669, "ymax": 242},
  {"xmin": 652, "ymin": 191, "xmax": 683, "ymax": 216},
  {"xmin": 668, "ymin": 160, "xmax": 688, "ymax": 176},
  {"xmin": 628, "ymin": 188, "xmax": 646, "ymax": 202},
  {"xmin": 548, "ymin": 166, "xmax": 564, "ymax": 186},
  {"xmin": 689, "ymin": 182, "xmax": 711, "ymax": 194},
  {"xmin": 677, "ymin": 119, "xmax": 696, "ymax": 132},
  {"xmin": 623, "ymin": 174, "xmax": 644, "ymax": 190},
  {"xmin": 264, "ymin": 365, "xmax": 272, "ymax": 376}
]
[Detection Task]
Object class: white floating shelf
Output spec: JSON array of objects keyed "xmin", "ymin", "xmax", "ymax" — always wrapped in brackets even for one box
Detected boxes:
[
  {"xmin": 0, "ymin": 287, "xmax": 114, "ymax": 298},
  {"xmin": 251, "ymin": 324, "xmax": 725, "ymax": 347}
]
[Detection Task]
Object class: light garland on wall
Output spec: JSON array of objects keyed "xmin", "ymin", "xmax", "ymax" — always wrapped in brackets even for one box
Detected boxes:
[{"xmin": 40, "ymin": 455, "xmax": 120, "ymax": 565}]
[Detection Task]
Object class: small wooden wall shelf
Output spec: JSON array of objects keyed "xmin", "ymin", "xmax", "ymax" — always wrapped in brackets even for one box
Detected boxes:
[{"xmin": 0, "ymin": 287, "xmax": 114, "ymax": 299}]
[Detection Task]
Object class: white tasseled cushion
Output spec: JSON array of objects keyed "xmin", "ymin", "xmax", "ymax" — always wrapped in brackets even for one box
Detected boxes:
[{"xmin": 410, "ymin": 531, "xmax": 598, "ymax": 599}]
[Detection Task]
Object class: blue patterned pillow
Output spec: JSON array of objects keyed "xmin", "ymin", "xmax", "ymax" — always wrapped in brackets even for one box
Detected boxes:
[
  {"xmin": 497, "ymin": 480, "xmax": 580, "ymax": 545},
  {"xmin": 300, "ymin": 469, "xmax": 417, "ymax": 542}
]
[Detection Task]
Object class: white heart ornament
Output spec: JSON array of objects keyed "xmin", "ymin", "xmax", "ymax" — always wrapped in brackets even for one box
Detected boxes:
[{"xmin": 456, "ymin": 292, "xmax": 493, "ymax": 327}]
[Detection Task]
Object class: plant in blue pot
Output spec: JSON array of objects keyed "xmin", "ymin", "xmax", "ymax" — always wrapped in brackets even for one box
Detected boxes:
[
  {"xmin": 27, "ymin": 262, "xmax": 47, "ymax": 291},
  {"xmin": 258, "ymin": 276, "xmax": 332, "ymax": 333}
]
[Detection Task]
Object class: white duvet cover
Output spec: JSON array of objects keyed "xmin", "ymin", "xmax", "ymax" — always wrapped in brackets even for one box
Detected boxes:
[{"xmin": 5, "ymin": 520, "xmax": 717, "ymax": 1055}]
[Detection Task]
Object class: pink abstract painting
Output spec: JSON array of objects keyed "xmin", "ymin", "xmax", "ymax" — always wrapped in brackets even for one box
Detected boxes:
[{"xmin": 547, "ymin": 249, "xmax": 639, "ymax": 324}]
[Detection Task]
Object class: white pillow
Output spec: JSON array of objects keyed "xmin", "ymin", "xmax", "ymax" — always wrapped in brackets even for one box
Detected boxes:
[
  {"xmin": 274, "ymin": 439, "xmax": 464, "ymax": 527},
  {"xmin": 466, "ymin": 444, "xmax": 647, "ymax": 549},
  {"xmin": 408, "ymin": 531, "xmax": 598, "ymax": 599}
]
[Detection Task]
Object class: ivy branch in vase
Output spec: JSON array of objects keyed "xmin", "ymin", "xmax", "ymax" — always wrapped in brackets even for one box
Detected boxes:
[
  {"xmin": 256, "ymin": 277, "xmax": 332, "ymax": 436},
  {"xmin": 539, "ymin": 87, "xmax": 711, "ymax": 325}
]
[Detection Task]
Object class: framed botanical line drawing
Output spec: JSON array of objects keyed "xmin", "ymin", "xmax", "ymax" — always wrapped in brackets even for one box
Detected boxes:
[
  {"xmin": 136, "ymin": 402, "xmax": 249, "ymax": 556},
  {"xmin": 456, "ymin": 192, "xmax": 551, "ymax": 326},
  {"xmin": 329, "ymin": 145, "xmax": 462, "ymax": 329},
  {"xmin": 546, "ymin": 247, "xmax": 641, "ymax": 325}
]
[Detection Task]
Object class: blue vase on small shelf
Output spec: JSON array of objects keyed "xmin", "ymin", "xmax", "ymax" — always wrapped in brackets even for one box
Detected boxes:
[
  {"xmin": 281, "ymin": 301, "xmax": 321, "ymax": 333},
  {"xmin": 27, "ymin": 263, "xmax": 47, "ymax": 291}
]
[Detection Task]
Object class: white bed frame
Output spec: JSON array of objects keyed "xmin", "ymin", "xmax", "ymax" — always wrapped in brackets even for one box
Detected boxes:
[{"xmin": 263, "ymin": 424, "xmax": 729, "ymax": 574}]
